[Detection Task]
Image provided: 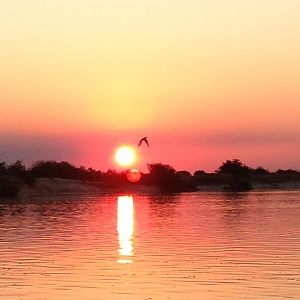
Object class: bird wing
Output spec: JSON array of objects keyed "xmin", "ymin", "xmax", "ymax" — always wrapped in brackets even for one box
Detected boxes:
[{"xmin": 138, "ymin": 137, "xmax": 149, "ymax": 147}]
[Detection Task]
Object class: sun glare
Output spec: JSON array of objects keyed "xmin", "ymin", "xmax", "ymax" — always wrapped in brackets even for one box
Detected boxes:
[{"xmin": 115, "ymin": 146, "xmax": 136, "ymax": 166}]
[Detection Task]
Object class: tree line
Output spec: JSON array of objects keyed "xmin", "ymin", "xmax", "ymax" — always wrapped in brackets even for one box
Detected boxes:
[{"xmin": 1, "ymin": 158, "xmax": 300, "ymax": 196}]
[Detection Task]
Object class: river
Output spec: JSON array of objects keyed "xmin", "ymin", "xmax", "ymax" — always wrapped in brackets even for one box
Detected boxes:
[{"xmin": 0, "ymin": 191, "xmax": 299, "ymax": 299}]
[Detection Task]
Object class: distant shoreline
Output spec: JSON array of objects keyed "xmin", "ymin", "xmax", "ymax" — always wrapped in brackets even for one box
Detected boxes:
[
  {"xmin": 1, "ymin": 159, "xmax": 300, "ymax": 198},
  {"xmin": 15, "ymin": 177, "xmax": 300, "ymax": 198}
]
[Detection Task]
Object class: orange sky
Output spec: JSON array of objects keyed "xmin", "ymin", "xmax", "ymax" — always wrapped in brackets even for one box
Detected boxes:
[{"xmin": 1, "ymin": 0, "xmax": 300, "ymax": 171}]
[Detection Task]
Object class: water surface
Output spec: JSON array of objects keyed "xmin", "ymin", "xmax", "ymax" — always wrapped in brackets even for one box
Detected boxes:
[{"xmin": 0, "ymin": 191, "xmax": 299, "ymax": 299}]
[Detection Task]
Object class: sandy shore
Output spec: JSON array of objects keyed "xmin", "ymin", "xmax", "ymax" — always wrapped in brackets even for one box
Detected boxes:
[
  {"xmin": 197, "ymin": 182, "xmax": 300, "ymax": 191},
  {"xmin": 19, "ymin": 178, "xmax": 160, "ymax": 197},
  {"xmin": 17, "ymin": 178, "xmax": 300, "ymax": 198}
]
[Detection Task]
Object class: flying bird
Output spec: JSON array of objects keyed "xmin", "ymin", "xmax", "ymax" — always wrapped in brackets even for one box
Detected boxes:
[{"xmin": 138, "ymin": 137, "xmax": 149, "ymax": 147}]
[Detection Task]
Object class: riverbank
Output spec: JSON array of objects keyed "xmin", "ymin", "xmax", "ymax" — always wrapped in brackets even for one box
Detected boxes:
[
  {"xmin": 1, "ymin": 159, "xmax": 300, "ymax": 197},
  {"xmin": 18, "ymin": 178, "xmax": 160, "ymax": 198},
  {"xmin": 17, "ymin": 177, "xmax": 300, "ymax": 198},
  {"xmin": 196, "ymin": 181, "xmax": 300, "ymax": 192},
  {"xmin": 2, "ymin": 175, "xmax": 300, "ymax": 199}
]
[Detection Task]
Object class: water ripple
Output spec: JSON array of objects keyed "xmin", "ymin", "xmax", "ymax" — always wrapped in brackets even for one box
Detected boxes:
[{"xmin": 0, "ymin": 191, "xmax": 299, "ymax": 299}]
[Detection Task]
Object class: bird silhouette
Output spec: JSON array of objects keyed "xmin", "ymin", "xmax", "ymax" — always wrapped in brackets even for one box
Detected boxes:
[{"xmin": 138, "ymin": 137, "xmax": 149, "ymax": 147}]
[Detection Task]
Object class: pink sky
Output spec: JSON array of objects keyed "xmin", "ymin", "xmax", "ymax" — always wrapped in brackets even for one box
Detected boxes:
[{"xmin": 1, "ymin": 1, "xmax": 300, "ymax": 172}]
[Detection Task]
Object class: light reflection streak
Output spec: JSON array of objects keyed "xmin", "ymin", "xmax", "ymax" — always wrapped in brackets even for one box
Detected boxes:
[{"xmin": 117, "ymin": 195, "xmax": 134, "ymax": 264}]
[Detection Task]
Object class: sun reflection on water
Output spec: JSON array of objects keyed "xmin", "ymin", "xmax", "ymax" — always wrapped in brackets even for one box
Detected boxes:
[{"xmin": 117, "ymin": 195, "xmax": 134, "ymax": 264}]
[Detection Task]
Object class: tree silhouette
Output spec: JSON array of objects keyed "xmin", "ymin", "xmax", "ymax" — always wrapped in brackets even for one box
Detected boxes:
[
  {"xmin": 30, "ymin": 161, "xmax": 81, "ymax": 179},
  {"xmin": 253, "ymin": 167, "xmax": 270, "ymax": 175},
  {"xmin": 0, "ymin": 161, "xmax": 6, "ymax": 175},
  {"xmin": 193, "ymin": 170, "xmax": 206, "ymax": 176},
  {"xmin": 217, "ymin": 159, "xmax": 252, "ymax": 177},
  {"xmin": 176, "ymin": 170, "xmax": 192, "ymax": 177},
  {"xmin": 147, "ymin": 163, "xmax": 178, "ymax": 191},
  {"xmin": 7, "ymin": 160, "xmax": 26, "ymax": 177}
]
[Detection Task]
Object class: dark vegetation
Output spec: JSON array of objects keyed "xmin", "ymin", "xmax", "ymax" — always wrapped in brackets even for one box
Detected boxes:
[{"xmin": 1, "ymin": 158, "xmax": 300, "ymax": 197}]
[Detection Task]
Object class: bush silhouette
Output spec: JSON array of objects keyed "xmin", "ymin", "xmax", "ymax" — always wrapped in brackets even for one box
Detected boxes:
[
  {"xmin": 253, "ymin": 167, "xmax": 270, "ymax": 175},
  {"xmin": 147, "ymin": 163, "xmax": 182, "ymax": 192},
  {"xmin": 194, "ymin": 170, "xmax": 206, "ymax": 176},
  {"xmin": 30, "ymin": 161, "xmax": 81, "ymax": 179},
  {"xmin": 217, "ymin": 159, "xmax": 252, "ymax": 177}
]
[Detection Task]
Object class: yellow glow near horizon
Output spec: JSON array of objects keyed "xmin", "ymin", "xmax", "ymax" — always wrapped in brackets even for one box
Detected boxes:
[
  {"xmin": 1, "ymin": 0, "xmax": 300, "ymax": 135},
  {"xmin": 117, "ymin": 195, "xmax": 134, "ymax": 264},
  {"xmin": 115, "ymin": 146, "xmax": 136, "ymax": 166}
]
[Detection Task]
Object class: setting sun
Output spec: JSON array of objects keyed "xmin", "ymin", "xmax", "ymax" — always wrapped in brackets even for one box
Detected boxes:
[{"xmin": 115, "ymin": 146, "xmax": 136, "ymax": 166}]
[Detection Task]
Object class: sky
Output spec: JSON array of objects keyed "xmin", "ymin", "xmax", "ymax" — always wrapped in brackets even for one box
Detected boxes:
[{"xmin": 1, "ymin": 0, "xmax": 300, "ymax": 172}]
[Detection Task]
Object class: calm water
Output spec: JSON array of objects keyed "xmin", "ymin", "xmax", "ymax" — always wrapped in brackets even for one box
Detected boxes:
[{"xmin": 0, "ymin": 191, "xmax": 299, "ymax": 299}]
